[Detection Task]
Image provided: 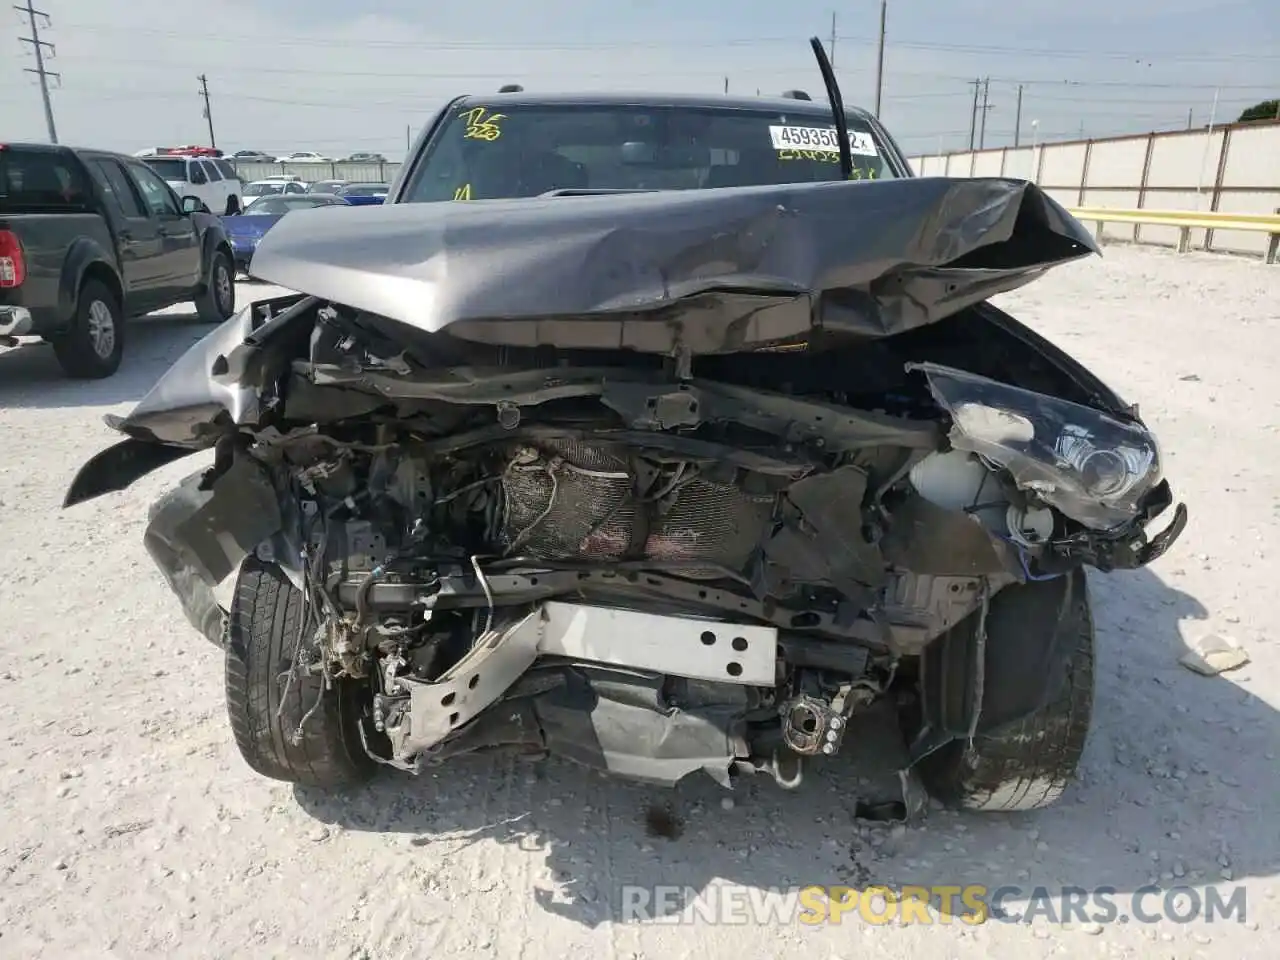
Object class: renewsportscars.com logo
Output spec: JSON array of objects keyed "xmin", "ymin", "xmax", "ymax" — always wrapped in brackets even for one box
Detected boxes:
[{"xmin": 619, "ymin": 883, "xmax": 1248, "ymax": 926}]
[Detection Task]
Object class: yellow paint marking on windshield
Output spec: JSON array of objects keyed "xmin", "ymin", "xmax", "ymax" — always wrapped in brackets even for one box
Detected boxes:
[
  {"xmin": 460, "ymin": 106, "xmax": 506, "ymax": 141},
  {"xmin": 452, "ymin": 183, "xmax": 473, "ymax": 201},
  {"xmin": 776, "ymin": 149, "xmax": 878, "ymax": 179}
]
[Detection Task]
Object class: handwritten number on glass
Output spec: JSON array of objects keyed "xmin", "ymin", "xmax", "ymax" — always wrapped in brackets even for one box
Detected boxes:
[{"xmin": 460, "ymin": 107, "xmax": 506, "ymax": 141}]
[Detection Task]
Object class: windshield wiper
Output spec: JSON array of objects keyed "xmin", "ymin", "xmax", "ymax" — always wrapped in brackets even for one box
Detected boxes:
[{"xmin": 808, "ymin": 35, "xmax": 853, "ymax": 182}]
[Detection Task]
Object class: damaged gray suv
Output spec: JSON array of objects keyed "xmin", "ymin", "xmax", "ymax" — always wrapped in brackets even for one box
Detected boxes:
[{"xmin": 65, "ymin": 41, "xmax": 1185, "ymax": 812}]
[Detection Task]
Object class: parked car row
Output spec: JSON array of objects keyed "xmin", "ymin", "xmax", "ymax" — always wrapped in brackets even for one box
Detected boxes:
[
  {"xmin": 230, "ymin": 150, "xmax": 389, "ymax": 163},
  {"xmin": 239, "ymin": 177, "xmax": 389, "ymax": 208}
]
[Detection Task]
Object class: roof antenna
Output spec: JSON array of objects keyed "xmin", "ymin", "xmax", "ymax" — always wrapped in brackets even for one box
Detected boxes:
[{"xmin": 807, "ymin": 36, "xmax": 852, "ymax": 182}]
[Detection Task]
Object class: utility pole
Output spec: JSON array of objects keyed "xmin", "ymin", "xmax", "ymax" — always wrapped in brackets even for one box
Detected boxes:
[
  {"xmin": 1013, "ymin": 84, "xmax": 1023, "ymax": 147},
  {"xmin": 16, "ymin": 0, "xmax": 59, "ymax": 144},
  {"xmin": 828, "ymin": 11, "xmax": 836, "ymax": 68},
  {"xmin": 1187, "ymin": 107, "xmax": 1193, "ymax": 129},
  {"xmin": 723, "ymin": 76, "xmax": 729, "ymax": 94},
  {"xmin": 968, "ymin": 78, "xmax": 981, "ymax": 150},
  {"xmin": 198, "ymin": 74, "xmax": 216, "ymax": 148},
  {"xmin": 978, "ymin": 77, "xmax": 991, "ymax": 149},
  {"xmin": 873, "ymin": 0, "xmax": 887, "ymax": 117}
]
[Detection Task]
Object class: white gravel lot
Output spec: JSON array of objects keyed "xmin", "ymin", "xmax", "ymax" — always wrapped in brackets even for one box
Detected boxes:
[{"xmin": 1, "ymin": 247, "xmax": 1278, "ymax": 960}]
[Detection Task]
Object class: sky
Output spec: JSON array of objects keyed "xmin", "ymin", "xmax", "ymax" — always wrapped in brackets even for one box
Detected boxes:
[{"xmin": 1, "ymin": 0, "xmax": 1276, "ymax": 160}]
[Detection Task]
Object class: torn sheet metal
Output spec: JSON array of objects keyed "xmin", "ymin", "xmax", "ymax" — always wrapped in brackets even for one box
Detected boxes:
[{"xmin": 142, "ymin": 456, "xmax": 283, "ymax": 647}]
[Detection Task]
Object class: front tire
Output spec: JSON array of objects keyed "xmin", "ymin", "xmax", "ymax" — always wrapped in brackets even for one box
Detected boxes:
[
  {"xmin": 51, "ymin": 278, "xmax": 125, "ymax": 379},
  {"xmin": 195, "ymin": 249, "xmax": 236, "ymax": 323},
  {"xmin": 912, "ymin": 579, "xmax": 1095, "ymax": 812},
  {"xmin": 224, "ymin": 556, "xmax": 375, "ymax": 788}
]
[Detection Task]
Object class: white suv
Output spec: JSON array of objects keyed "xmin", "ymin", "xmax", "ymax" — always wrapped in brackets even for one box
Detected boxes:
[{"xmin": 139, "ymin": 155, "xmax": 245, "ymax": 215}]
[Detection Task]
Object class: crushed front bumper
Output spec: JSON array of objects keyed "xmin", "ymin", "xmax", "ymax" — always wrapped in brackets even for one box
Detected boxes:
[{"xmin": 1039, "ymin": 479, "xmax": 1187, "ymax": 574}]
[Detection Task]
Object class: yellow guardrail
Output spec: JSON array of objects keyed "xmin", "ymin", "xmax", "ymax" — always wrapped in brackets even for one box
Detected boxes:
[{"xmin": 1066, "ymin": 207, "xmax": 1280, "ymax": 263}]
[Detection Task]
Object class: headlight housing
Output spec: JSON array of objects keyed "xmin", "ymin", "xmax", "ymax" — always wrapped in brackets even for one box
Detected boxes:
[{"xmin": 908, "ymin": 362, "xmax": 1161, "ymax": 530}]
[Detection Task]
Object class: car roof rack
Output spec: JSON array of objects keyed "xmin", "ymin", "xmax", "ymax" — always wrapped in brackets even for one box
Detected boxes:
[
  {"xmin": 780, "ymin": 89, "xmax": 812, "ymax": 100},
  {"xmin": 498, "ymin": 84, "xmax": 523, "ymax": 93}
]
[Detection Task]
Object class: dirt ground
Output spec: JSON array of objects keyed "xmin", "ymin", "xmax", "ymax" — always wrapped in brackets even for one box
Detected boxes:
[{"xmin": 1, "ymin": 245, "xmax": 1277, "ymax": 959}]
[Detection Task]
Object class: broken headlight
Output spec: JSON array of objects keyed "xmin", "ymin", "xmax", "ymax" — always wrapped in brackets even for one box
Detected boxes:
[{"xmin": 908, "ymin": 362, "xmax": 1161, "ymax": 530}]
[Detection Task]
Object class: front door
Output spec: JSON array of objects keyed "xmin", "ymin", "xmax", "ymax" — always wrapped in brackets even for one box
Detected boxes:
[
  {"xmin": 125, "ymin": 161, "xmax": 203, "ymax": 299},
  {"xmin": 83, "ymin": 156, "xmax": 167, "ymax": 312}
]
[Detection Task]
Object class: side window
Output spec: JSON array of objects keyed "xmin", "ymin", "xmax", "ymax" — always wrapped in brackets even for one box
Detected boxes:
[
  {"xmin": 214, "ymin": 159, "xmax": 238, "ymax": 181},
  {"xmin": 127, "ymin": 163, "xmax": 182, "ymax": 218},
  {"xmin": 188, "ymin": 162, "xmax": 207, "ymax": 185},
  {"xmin": 87, "ymin": 158, "xmax": 146, "ymax": 218},
  {"xmin": 202, "ymin": 160, "xmax": 222, "ymax": 182}
]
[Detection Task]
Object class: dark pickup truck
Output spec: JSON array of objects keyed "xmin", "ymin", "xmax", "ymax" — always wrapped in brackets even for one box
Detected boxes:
[{"xmin": 0, "ymin": 142, "xmax": 237, "ymax": 378}]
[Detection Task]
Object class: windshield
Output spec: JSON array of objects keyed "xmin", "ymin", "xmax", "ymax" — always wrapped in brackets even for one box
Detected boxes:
[
  {"xmin": 401, "ymin": 102, "xmax": 895, "ymax": 202},
  {"xmin": 245, "ymin": 182, "xmax": 284, "ymax": 197},
  {"xmin": 141, "ymin": 158, "xmax": 188, "ymax": 181},
  {"xmin": 309, "ymin": 181, "xmax": 345, "ymax": 194},
  {"xmin": 341, "ymin": 184, "xmax": 387, "ymax": 196},
  {"xmin": 246, "ymin": 196, "xmax": 340, "ymax": 215}
]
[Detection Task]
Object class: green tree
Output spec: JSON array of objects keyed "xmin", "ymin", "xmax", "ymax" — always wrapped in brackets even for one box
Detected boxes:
[{"xmin": 1237, "ymin": 100, "xmax": 1279, "ymax": 122}]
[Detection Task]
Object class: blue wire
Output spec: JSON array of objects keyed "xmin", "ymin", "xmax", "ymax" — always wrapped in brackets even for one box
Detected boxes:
[{"xmin": 996, "ymin": 533, "xmax": 1065, "ymax": 582}]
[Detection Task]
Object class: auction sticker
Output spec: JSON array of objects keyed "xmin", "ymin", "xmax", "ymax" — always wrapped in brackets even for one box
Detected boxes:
[{"xmin": 768, "ymin": 125, "xmax": 879, "ymax": 156}]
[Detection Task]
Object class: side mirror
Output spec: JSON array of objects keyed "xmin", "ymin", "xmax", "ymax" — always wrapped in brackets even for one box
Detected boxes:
[{"xmin": 181, "ymin": 195, "xmax": 208, "ymax": 215}]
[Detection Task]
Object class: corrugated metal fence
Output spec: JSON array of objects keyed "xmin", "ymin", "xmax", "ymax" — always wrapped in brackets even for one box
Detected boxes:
[
  {"xmin": 908, "ymin": 119, "xmax": 1280, "ymax": 257},
  {"xmin": 228, "ymin": 161, "xmax": 403, "ymax": 184}
]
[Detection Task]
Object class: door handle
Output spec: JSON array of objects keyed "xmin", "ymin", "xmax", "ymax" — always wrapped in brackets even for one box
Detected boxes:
[{"xmin": 118, "ymin": 230, "xmax": 133, "ymax": 241}]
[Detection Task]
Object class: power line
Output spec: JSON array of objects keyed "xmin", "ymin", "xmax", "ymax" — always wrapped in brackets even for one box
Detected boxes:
[
  {"xmin": 50, "ymin": 20, "xmax": 1280, "ymax": 62},
  {"xmin": 15, "ymin": 0, "xmax": 59, "ymax": 143},
  {"xmin": 46, "ymin": 51, "xmax": 1279, "ymax": 95}
]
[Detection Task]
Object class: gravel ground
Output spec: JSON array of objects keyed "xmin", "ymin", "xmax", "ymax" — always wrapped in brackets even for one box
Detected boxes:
[{"xmin": 1, "ymin": 247, "xmax": 1278, "ymax": 960}]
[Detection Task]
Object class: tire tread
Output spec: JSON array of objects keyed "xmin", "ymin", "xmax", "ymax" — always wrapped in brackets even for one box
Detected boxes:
[
  {"xmin": 224, "ymin": 556, "xmax": 373, "ymax": 788},
  {"xmin": 917, "ymin": 589, "xmax": 1095, "ymax": 812}
]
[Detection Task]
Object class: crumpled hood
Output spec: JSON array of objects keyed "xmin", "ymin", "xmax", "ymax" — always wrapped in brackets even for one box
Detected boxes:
[
  {"xmin": 66, "ymin": 176, "xmax": 1103, "ymax": 459},
  {"xmin": 247, "ymin": 176, "xmax": 1097, "ymax": 350}
]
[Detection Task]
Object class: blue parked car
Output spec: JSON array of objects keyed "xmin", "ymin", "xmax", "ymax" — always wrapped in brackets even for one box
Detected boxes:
[
  {"xmin": 335, "ymin": 182, "xmax": 388, "ymax": 206},
  {"xmin": 223, "ymin": 193, "xmax": 350, "ymax": 276}
]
